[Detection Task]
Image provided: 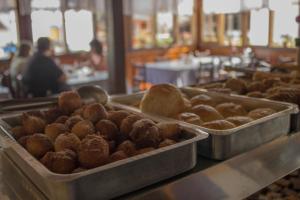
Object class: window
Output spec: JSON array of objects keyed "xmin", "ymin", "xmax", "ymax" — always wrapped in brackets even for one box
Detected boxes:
[
  {"xmin": 224, "ymin": 13, "xmax": 242, "ymax": 46},
  {"xmin": 248, "ymin": 8, "xmax": 269, "ymax": 46},
  {"xmin": 0, "ymin": 9, "xmax": 18, "ymax": 58},
  {"xmin": 177, "ymin": 0, "xmax": 194, "ymax": 45},
  {"xmin": 31, "ymin": 0, "xmax": 65, "ymax": 53},
  {"xmin": 156, "ymin": 12, "xmax": 174, "ymax": 47},
  {"xmin": 270, "ymin": 0, "xmax": 298, "ymax": 47},
  {"xmin": 202, "ymin": 14, "xmax": 218, "ymax": 43},
  {"xmin": 132, "ymin": 14, "xmax": 155, "ymax": 49}
]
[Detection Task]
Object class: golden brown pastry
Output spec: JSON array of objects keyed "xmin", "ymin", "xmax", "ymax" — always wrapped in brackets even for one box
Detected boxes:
[
  {"xmin": 55, "ymin": 115, "xmax": 69, "ymax": 124},
  {"xmin": 116, "ymin": 140, "xmax": 136, "ymax": 156},
  {"xmin": 247, "ymin": 91, "xmax": 265, "ymax": 98},
  {"xmin": 157, "ymin": 122, "xmax": 180, "ymax": 141},
  {"xmin": 247, "ymin": 81, "xmax": 266, "ymax": 93},
  {"xmin": 109, "ymin": 151, "xmax": 128, "ymax": 162},
  {"xmin": 41, "ymin": 150, "xmax": 77, "ymax": 174},
  {"xmin": 22, "ymin": 113, "xmax": 46, "ymax": 135},
  {"xmin": 11, "ymin": 126, "xmax": 25, "ymax": 140},
  {"xmin": 224, "ymin": 78, "xmax": 247, "ymax": 94},
  {"xmin": 58, "ymin": 91, "xmax": 82, "ymax": 114},
  {"xmin": 248, "ymin": 108, "xmax": 277, "ymax": 119},
  {"xmin": 26, "ymin": 134, "xmax": 53, "ymax": 158},
  {"xmin": 202, "ymin": 120, "xmax": 236, "ymax": 130},
  {"xmin": 54, "ymin": 132, "xmax": 81, "ymax": 152},
  {"xmin": 177, "ymin": 112, "xmax": 203, "ymax": 125},
  {"xmin": 78, "ymin": 135, "xmax": 109, "ymax": 168},
  {"xmin": 107, "ymin": 110, "xmax": 130, "ymax": 128},
  {"xmin": 190, "ymin": 94, "xmax": 216, "ymax": 106},
  {"xmin": 159, "ymin": 139, "xmax": 176, "ymax": 148},
  {"xmin": 216, "ymin": 102, "xmax": 247, "ymax": 118},
  {"xmin": 83, "ymin": 103, "xmax": 107, "ymax": 123},
  {"xmin": 226, "ymin": 116, "xmax": 253, "ymax": 126},
  {"xmin": 65, "ymin": 116, "xmax": 83, "ymax": 129},
  {"xmin": 140, "ymin": 84, "xmax": 186, "ymax": 117},
  {"xmin": 95, "ymin": 120, "xmax": 118, "ymax": 140},
  {"xmin": 120, "ymin": 114, "xmax": 143, "ymax": 136},
  {"xmin": 129, "ymin": 119, "xmax": 161, "ymax": 148},
  {"xmin": 18, "ymin": 135, "xmax": 30, "ymax": 147},
  {"xmin": 191, "ymin": 105, "xmax": 223, "ymax": 122},
  {"xmin": 72, "ymin": 106, "xmax": 86, "ymax": 117},
  {"xmin": 44, "ymin": 107, "xmax": 63, "ymax": 123},
  {"xmin": 135, "ymin": 147, "xmax": 155, "ymax": 155},
  {"xmin": 263, "ymin": 78, "xmax": 282, "ymax": 89},
  {"xmin": 45, "ymin": 123, "xmax": 68, "ymax": 142},
  {"xmin": 71, "ymin": 120, "xmax": 95, "ymax": 140}
]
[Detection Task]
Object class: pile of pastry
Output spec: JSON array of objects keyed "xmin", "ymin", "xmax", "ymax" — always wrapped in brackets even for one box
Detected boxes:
[
  {"xmin": 200, "ymin": 72, "xmax": 300, "ymax": 106},
  {"xmin": 140, "ymin": 84, "xmax": 277, "ymax": 130},
  {"xmin": 10, "ymin": 91, "xmax": 184, "ymax": 174}
]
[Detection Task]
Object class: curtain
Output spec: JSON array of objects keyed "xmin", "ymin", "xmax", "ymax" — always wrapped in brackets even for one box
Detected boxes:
[{"xmin": 203, "ymin": 0, "xmax": 241, "ymax": 14}]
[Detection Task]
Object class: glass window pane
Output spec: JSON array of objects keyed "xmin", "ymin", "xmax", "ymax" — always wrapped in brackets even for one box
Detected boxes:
[
  {"xmin": 177, "ymin": 0, "xmax": 193, "ymax": 45},
  {"xmin": 0, "ymin": 10, "xmax": 18, "ymax": 58},
  {"xmin": 132, "ymin": 14, "xmax": 154, "ymax": 49},
  {"xmin": 224, "ymin": 13, "xmax": 242, "ymax": 46},
  {"xmin": 65, "ymin": 10, "xmax": 94, "ymax": 52},
  {"xmin": 248, "ymin": 8, "xmax": 269, "ymax": 46},
  {"xmin": 156, "ymin": 12, "xmax": 174, "ymax": 47},
  {"xmin": 202, "ymin": 14, "xmax": 218, "ymax": 43},
  {"xmin": 270, "ymin": 0, "xmax": 298, "ymax": 47}
]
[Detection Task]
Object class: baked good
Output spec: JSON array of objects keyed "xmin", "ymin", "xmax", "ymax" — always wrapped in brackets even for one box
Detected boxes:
[
  {"xmin": 45, "ymin": 123, "xmax": 68, "ymax": 142},
  {"xmin": 26, "ymin": 134, "xmax": 53, "ymax": 158},
  {"xmin": 18, "ymin": 135, "xmax": 30, "ymax": 147},
  {"xmin": 135, "ymin": 147, "xmax": 156, "ymax": 155},
  {"xmin": 191, "ymin": 105, "xmax": 223, "ymax": 122},
  {"xmin": 216, "ymin": 102, "xmax": 247, "ymax": 118},
  {"xmin": 71, "ymin": 120, "xmax": 95, "ymax": 140},
  {"xmin": 65, "ymin": 116, "xmax": 83, "ymax": 129},
  {"xmin": 78, "ymin": 135, "xmax": 109, "ymax": 168},
  {"xmin": 54, "ymin": 132, "xmax": 81, "ymax": 152},
  {"xmin": 107, "ymin": 110, "xmax": 130, "ymax": 128},
  {"xmin": 247, "ymin": 81, "xmax": 266, "ymax": 93},
  {"xmin": 83, "ymin": 103, "xmax": 107, "ymax": 123},
  {"xmin": 202, "ymin": 120, "xmax": 236, "ymax": 130},
  {"xmin": 55, "ymin": 115, "xmax": 69, "ymax": 124},
  {"xmin": 248, "ymin": 108, "xmax": 277, "ymax": 119},
  {"xmin": 95, "ymin": 120, "xmax": 118, "ymax": 140},
  {"xmin": 129, "ymin": 119, "xmax": 161, "ymax": 148},
  {"xmin": 120, "ymin": 114, "xmax": 143, "ymax": 136},
  {"xmin": 11, "ymin": 126, "xmax": 25, "ymax": 140},
  {"xmin": 44, "ymin": 107, "xmax": 63, "ymax": 123},
  {"xmin": 140, "ymin": 84, "xmax": 186, "ymax": 117},
  {"xmin": 247, "ymin": 91, "xmax": 265, "ymax": 98},
  {"xmin": 159, "ymin": 139, "xmax": 176, "ymax": 148},
  {"xmin": 58, "ymin": 91, "xmax": 82, "ymax": 114},
  {"xmin": 177, "ymin": 112, "xmax": 203, "ymax": 125},
  {"xmin": 157, "ymin": 122, "xmax": 180, "ymax": 141},
  {"xmin": 263, "ymin": 78, "xmax": 282, "ymax": 89},
  {"xmin": 226, "ymin": 116, "xmax": 253, "ymax": 126},
  {"xmin": 109, "ymin": 151, "xmax": 128, "ymax": 162},
  {"xmin": 224, "ymin": 78, "xmax": 247, "ymax": 94},
  {"xmin": 41, "ymin": 150, "xmax": 77, "ymax": 174},
  {"xmin": 190, "ymin": 94, "xmax": 215, "ymax": 106},
  {"xmin": 207, "ymin": 88, "xmax": 232, "ymax": 94},
  {"xmin": 203, "ymin": 83, "xmax": 224, "ymax": 89},
  {"xmin": 22, "ymin": 113, "xmax": 46, "ymax": 135},
  {"xmin": 116, "ymin": 140, "xmax": 136, "ymax": 156}
]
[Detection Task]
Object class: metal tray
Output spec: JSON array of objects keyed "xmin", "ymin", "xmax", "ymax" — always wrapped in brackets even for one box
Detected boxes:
[
  {"xmin": 0, "ymin": 105, "xmax": 208, "ymax": 200},
  {"xmin": 111, "ymin": 88, "xmax": 298, "ymax": 160}
]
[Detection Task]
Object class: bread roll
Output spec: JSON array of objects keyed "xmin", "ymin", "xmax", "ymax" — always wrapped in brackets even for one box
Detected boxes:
[
  {"xmin": 177, "ymin": 112, "xmax": 203, "ymax": 125},
  {"xmin": 224, "ymin": 78, "xmax": 247, "ymax": 94},
  {"xmin": 202, "ymin": 120, "xmax": 236, "ymax": 130},
  {"xmin": 216, "ymin": 102, "xmax": 247, "ymax": 118},
  {"xmin": 248, "ymin": 108, "xmax": 276, "ymax": 119},
  {"xmin": 191, "ymin": 105, "xmax": 223, "ymax": 122},
  {"xmin": 226, "ymin": 116, "xmax": 253, "ymax": 126},
  {"xmin": 140, "ymin": 84, "xmax": 186, "ymax": 117},
  {"xmin": 190, "ymin": 94, "xmax": 215, "ymax": 106}
]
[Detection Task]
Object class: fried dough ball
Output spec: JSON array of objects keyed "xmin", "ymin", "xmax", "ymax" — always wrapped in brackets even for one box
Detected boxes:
[
  {"xmin": 65, "ymin": 116, "xmax": 83, "ymax": 129},
  {"xmin": 22, "ymin": 113, "xmax": 46, "ymax": 135},
  {"xmin": 55, "ymin": 115, "xmax": 69, "ymax": 124},
  {"xmin": 109, "ymin": 151, "xmax": 128, "ymax": 163},
  {"xmin": 45, "ymin": 123, "xmax": 69, "ymax": 142},
  {"xmin": 136, "ymin": 147, "xmax": 155, "ymax": 155},
  {"xmin": 202, "ymin": 120, "xmax": 236, "ymax": 130},
  {"xmin": 116, "ymin": 140, "xmax": 136, "ymax": 156},
  {"xmin": 248, "ymin": 108, "xmax": 277, "ymax": 120},
  {"xmin": 247, "ymin": 91, "xmax": 265, "ymax": 98},
  {"xmin": 107, "ymin": 110, "xmax": 130, "ymax": 128},
  {"xmin": 54, "ymin": 133, "xmax": 81, "ymax": 152},
  {"xmin": 190, "ymin": 94, "xmax": 216, "ymax": 106},
  {"xmin": 108, "ymin": 140, "xmax": 116, "ymax": 153},
  {"xmin": 177, "ymin": 112, "xmax": 203, "ymax": 125},
  {"xmin": 71, "ymin": 120, "xmax": 95, "ymax": 140},
  {"xmin": 71, "ymin": 106, "xmax": 86, "ymax": 117},
  {"xmin": 225, "ymin": 78, "xmax": 247, "ymax": 94},
  {"xmin": 129, "ymin": 119, "xmax": 161, "ymax": 148},
  {"xmin": 247, "ymin": 81, "xmax": 266, "ymax": 93},
  {"xmin": 95, "ymin": 120, "xmax": 118, "ymax": 140},
  {"xmin": 120, "ymin": 114, "xmax": 143, "ymax": 136},
  {"xmin": 26, "ymin": 134, "xmax": 53, "ymax": 158},
  {"xmin": 216, "ymin": 102, "xmax": 247, "ymax": 118},
  {"xmin": 58, "ymin": 91, "xmax": 82, "ymax": 114},
  {"xmin": 18, "ymin": 135, "xmax": 30, "ymax": 147},
  {"xmin": 159, "ymin": 139, "xmax": 176, "ymax": 148},
  {"xmin": 11, "ymin": 126, "xmax": 25, "ymax": 140},
  {"xmin": 41, "ymin": 150, "xmax": 77, "ymax": 174},
  {"xmin": 191, "ymin": 105, "xmax": 223, "ymax": 122},
  {"xmin": 226, "ymin": 116, "xmax": 253, "ymax": 126},
  {"xmin": 44, "ymin": 107, "xmax": 63, "ymax": 123},
  {"xmin": 83, "ymin": 103, "xmax": 107, "ymax": 123},
  {"xmin": 263, "ymin": 78, "xmax": 282, "ymax": 89},
  {"xmin": 157, "ymin": 122, "xmax": 181, "ymax": 141},
  {"xmin": 78, "ymin": 135, "xmax": 109, "ymax": 168}
]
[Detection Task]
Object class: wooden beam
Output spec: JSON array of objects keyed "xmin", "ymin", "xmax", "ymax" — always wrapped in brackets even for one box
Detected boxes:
[
  {"xmin": 105, "ymin": 0, "xmax": 127, "ymax": 94},
  {"xmin": 268, "ymin": 10, "xmax": 274, "ymax": 47},
  {"xmin": 217, "ymin": 14, "xmax": 225, "ymax": 45},
  {"xmin": 241, "ymin": 11, "xmax": 249, "ymax": 47},
  {"xmin": 15, "ymin": 0, "xmax": 32, "ymax": 42},
  {"xmin": 194, "ymin": 0, "xmax": 203, "ymax": 49}
]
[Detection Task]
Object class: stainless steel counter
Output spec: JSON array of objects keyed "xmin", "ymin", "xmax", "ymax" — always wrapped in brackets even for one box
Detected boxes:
[{"xmin": 1, "ymin": 133, "xmax": 300, "ymax": 200}]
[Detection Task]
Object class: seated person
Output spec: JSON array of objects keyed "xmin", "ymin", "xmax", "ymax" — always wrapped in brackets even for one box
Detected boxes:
[
  {"xmin": 23, "ymin": 37, "xmax": 68, "ymax": 97},
  {"xmin": 89, "ymin": 39, "xmax": 107, "ymax": 71}
]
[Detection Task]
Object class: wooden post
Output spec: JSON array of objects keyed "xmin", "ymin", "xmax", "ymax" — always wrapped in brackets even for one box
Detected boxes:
[
  {"xmin": 194, "ymin": 0, "xmax": 203, "ymax": 49},
  {"xmin": 241, "ymin": 11, "xmax": 249, "ymax": 47},
  {"xmin": 15, "ymin": 0, "xmax": 32, "ymax": 42},
  {"xmin": 268, "ymin": 10, "xmax": 274, "ymax": 47},
  {"xmin": 217, "ymin": 14, "xmax": 225, "ymax": 45},
  {"xmin": 105, "ymin": 0, "xmax": 127, "ymax": 94}
]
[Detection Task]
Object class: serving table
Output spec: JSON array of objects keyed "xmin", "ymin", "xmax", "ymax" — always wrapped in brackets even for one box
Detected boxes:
[{"xmin": 1, "ymin": 132, "xmax": 300, "ymax": 200}]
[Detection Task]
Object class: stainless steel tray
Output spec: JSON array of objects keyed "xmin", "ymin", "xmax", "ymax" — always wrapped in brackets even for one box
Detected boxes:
[
  {"xmin": 0, "ymin": 105, "xmax": 208, "ymax": 200},
  {"xmin": 111, "ymin": 87, "xmax": 298, "ymax": 160}
]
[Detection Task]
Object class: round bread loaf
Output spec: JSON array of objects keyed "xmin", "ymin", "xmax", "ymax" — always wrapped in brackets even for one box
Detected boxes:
[
  {"xmin": 216, "ymin": 102, "xmax": 247, "ymax": 118},
  {"xmin": 191, "ymin": 105, "xmax": 223, "ymax": 122},
  {"xmin": 202, "ymin": 120, "xmax": 236, "ymax": 130}
]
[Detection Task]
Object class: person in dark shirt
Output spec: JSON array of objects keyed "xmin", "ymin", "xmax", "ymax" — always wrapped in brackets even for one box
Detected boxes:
[{"xmin": 23, "ymin": 37, "xmax": 67, "ymax": 97}]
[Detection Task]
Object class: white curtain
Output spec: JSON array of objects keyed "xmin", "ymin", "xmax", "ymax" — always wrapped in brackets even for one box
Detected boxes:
[{"xmin": 203, "ymin": 0, "xmax": 241, "ymax": 14}]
